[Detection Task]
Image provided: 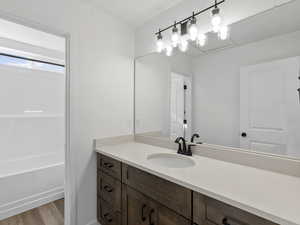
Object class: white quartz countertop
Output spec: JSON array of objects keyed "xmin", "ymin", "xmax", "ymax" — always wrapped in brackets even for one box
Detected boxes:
[{"xmin": 95, "ymin": 142, "xmax": 300, "ymax": 225}]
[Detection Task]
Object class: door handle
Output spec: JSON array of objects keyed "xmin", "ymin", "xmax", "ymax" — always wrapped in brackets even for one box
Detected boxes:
[{"xmin": 241, "ymin": 132, "xmax": 247, "ymax": 138}]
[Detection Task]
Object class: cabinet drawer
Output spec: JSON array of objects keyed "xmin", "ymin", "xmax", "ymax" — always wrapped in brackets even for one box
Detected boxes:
[
  {"xmin": 98, "ymin": 153, "xmax": 121, "ymax": 180},
  {"xmin": 99, "ymin": 199, "xmax": 122, "ymax": 225},
  {"xmin": 122, "ymin": 164, "xmax": 192, "ymax": 219},
  {"xmin": 206, "ymin": 197, "xmax": 278, "ymax": 225},
  {"xmin": 99, "ymin": 171, "xmax": 122, "ymax": 212},
  {"xmin": 193, "ymin": 192, "xmax": 278, "ymax": 225}
]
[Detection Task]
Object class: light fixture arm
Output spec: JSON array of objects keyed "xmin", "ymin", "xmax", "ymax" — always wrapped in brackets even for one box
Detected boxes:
[{"xmin": 155, "ymin": 0, "xmax": 225, "ymax": 35}]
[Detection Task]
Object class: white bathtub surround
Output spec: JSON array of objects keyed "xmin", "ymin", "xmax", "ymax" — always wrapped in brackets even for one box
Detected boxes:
[
  {"xmin": 95, "ymin": 138, "xmax": 300, "ymax": 225},
  {"xmin": 0, "ymin": 153, "xmax": 64, "ymax": 220}
]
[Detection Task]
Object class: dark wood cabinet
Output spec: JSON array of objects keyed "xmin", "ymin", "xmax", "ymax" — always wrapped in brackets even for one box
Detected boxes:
[
  {"xmin": 98, "ymin": 154, "xmax": 122, "ymax": 180},
  {"xmin": 97, "ymin": 154, "xmax": 122, "ymax": 225},
  {"xmin": 97, "ymin": 153, "xmax": 278, "ymax": 225},
  {"xmin": 156, "ymin": 203, "xmax": 191, "ymax": 225},
  {"xmin": 122, "ymin": 185, "xmax": 154, "ymax": 225},
  {"xmin": 99, "ymin": 171, "xmax": 122, "ymax": 211},
  {"xmin": 122, "ymin": 164, "xmax": 192, "ymax": 219},
  {"xmin": 193, "ymin": 192, "xmax": 278, "ymax": 225},
  {"xmin": 122, "ymin": 185, "xmax": 190, "ymax": 225},
  {"xmin": 98, "ymin": 198, "xmax": 122, "ymax": 225}
]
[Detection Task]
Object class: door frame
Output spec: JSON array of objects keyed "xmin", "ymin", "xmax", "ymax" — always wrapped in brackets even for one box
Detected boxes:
[
  {"xmin": 170, "ymin": 72, "xmax": 192, "ymax": 140},
  {"xmin": 0, "ymin": 10, "xmax": 75, "ymax": 225}
]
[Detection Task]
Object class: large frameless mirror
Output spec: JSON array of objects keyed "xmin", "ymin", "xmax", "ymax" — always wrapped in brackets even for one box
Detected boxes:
[{"xmin": 135, "ymin": 0, "xmax": 300, "ymax": 159}]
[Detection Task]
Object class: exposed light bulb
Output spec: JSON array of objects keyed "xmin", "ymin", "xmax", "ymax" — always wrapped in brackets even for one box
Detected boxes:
[
  {"xmin": 179, "ymin": 38, "xmax": 189, "ymax": 52},
  {"xmin": 211, "ymin": 7, "xmax": 221, "ymax": 33},
  {"xmin": 219, "ymin": 25, "xmax": 229, "ymax": 40},
  {"xmin": 197, "ymin": 33, "xmax": 207, "ymax": 47},
  {"xmin": 166, "ymin": 45, "xmax": 173, "ymax": 57},
  {"xmin": 156, "ymin": 32, "xmax": 164, "ymax": 53},
  {"xmin": 189, "ymin": 16, "xmax": 198, "ymax": 41},
  {"xmin": 171, "ymin": 25, "xmax": 180, "ymax": 47}
]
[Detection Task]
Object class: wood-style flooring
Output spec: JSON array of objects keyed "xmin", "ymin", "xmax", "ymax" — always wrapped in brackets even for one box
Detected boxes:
[{"xmin": 0, "ymin": 199, "xmax": 64, "ymax": 225}]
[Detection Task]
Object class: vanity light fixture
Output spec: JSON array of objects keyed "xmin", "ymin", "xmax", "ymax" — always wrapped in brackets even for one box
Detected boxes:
[
  {"xmin": 189, "ymin": 12, "xmax": 198, "ymax": 41},
  {"xmin": 171, "ymin": 22, "xmax": 180, "ymax": 47},
  {"xmin": 155, "ymin": 0, "xmax": 228, "ymax": 55},
  {"xmin": 156, "ymin": 30, "xmax": 164, "ymax": 53},
  {"xmin": 211, "ymin": 1, "xmax": 222, "ymax": 33}
]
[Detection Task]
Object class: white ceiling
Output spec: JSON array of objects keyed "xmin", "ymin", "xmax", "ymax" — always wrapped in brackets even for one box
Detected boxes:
[{"xmin": 85, "ymin": 0, "xmax": 184, "ymax": 27}]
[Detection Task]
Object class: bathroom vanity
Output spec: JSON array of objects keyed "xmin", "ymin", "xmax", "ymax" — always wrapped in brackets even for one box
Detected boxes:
[{"xmin": 95, "ymin": 141, "xmax": 300, "ymax": 225}]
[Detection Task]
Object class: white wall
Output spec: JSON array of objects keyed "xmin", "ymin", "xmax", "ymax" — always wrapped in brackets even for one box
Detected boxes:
[
  {"xmin": 76, "ymin": 4, "xmax": 134, "ymax": 225},
  {"xmin": 192, "ymin": 30, "xmax": 300, "ymax": 148},
  {"xmin": 0, "ymin": 1, "xmax": 134, "ymax": 225}
]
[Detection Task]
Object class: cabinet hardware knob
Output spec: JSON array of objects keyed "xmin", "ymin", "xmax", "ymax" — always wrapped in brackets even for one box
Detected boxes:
[
  {"xmin": 104, "ymin": 185, "xmax": 113, "ymax": 193},
  {"xmin": 104, "ymin": 213, "xmax": 113, "ymax": 223},
  {"xmin": 149, "ymin": 209, "xmax": 155, "ymax": 225},
  {"xmin": 222, "ymin": 218, "xmax": 230, "ymax": 225},
  {"xmin": 141, "ymin": 204, "xmax": 147, "ymax": 222},
  {"xmin": 241, "ymin": 132, "xmax": 247, "ymax": 138},
  {"xmin": 103, "ymin": 162, "xmax": 114, "ymax": 169}
]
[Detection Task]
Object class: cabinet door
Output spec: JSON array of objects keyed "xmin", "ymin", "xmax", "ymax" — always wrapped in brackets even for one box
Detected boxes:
[
  {"xmin": 122, "ymin": 185, "xmax": 154, "ymax": 225},
  {"xmin": 99, "ymin": 171, "xmax": 122, "ymax": 212},
  {"xmin": 193, "ymin": 192, "xmax": 278, "ymax": 225},
  {"xmin": 123, "ymin": 185, "xmax": 190, "ymax": 225},
  {"xmin": 157, "ymin": 204, "xmax": 190, "ymax": 225},
  {"xmin": 123, "ymin": 164, "xmax": 192, "ymax": 219}
]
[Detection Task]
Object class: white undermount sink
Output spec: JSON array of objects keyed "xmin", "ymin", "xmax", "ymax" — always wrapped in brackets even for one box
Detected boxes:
[{"xmin": 147, "ymin": 153, "xmax": 195, "ymax": 168}]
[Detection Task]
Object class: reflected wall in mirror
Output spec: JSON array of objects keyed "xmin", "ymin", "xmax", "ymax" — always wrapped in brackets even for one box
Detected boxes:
[{"xmin": 135, "ymin": 1, "xmax": 300, "ymax": 159}]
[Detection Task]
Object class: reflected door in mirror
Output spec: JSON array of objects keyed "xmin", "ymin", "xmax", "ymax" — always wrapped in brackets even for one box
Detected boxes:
[{"xmin": 240, "ymin": 57, "xmax": 300, "ymax": 157}]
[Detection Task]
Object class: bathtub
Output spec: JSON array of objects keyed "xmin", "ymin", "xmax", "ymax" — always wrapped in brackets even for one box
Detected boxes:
[{"xmin": 0, "ymin": 153, "xmax": 64, "ymax": 220}]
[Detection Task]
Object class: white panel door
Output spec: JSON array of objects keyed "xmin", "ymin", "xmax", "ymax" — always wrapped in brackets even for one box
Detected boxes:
[
  {"xmin": 240, "ymin": 57, "xmax": 300, "ymax": 156},
  {"xmin": 170, "ymin": 73, "xmax": 185, "ymax": 140}
]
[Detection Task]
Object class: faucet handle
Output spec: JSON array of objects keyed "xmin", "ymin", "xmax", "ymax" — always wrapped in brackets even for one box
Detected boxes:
[
  {"xmin": 186, "ymin": 143, "xmax": 196, "ymax": 156},
  {"xmin": 191, "ymin": 133, "xmax": 200, "ymax": 143}
]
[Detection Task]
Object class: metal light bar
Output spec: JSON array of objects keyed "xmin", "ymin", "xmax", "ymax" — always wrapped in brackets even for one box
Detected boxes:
[{"xmin": 155, "ymin": 0, "xmax": 225, "ymax": 35}]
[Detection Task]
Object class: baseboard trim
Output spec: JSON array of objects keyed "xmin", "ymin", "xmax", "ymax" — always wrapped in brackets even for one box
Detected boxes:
[{"xmin": 0, "ymin": 186, "xmax": 64, "ymax": 220}]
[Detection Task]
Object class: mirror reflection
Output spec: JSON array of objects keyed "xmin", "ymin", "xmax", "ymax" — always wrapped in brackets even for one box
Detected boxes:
[{"xmin": 135, "ymin": 1, "xmax": 300, "ymax": 158}]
